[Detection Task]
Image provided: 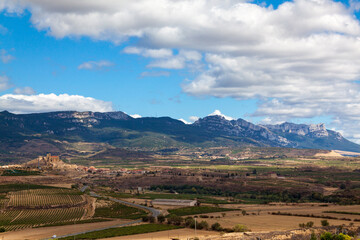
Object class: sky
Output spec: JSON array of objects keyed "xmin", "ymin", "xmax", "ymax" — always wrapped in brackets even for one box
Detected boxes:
[{"xmin": 1, "ymin": 0, "xmax": 360, "ymax": 142}]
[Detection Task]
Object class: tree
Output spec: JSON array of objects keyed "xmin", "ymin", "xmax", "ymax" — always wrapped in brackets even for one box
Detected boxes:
[
  {"xmin": 252, "ymin": 169, "xmax": 257, "ymax": 175},
  {"xmin": 321, "ymin": 220, "xmax": 329, "ymax": 227},
  {"xmin": 233, "ymin": 224, "xmax": 249, "ymax": 232},
  {"xmin": 142, "ymin": 216, "xmax": 149, "ymax": 222},
  {"xmin": 0, "ymin": 227, "xmax": 5, "ymax": 233},
  {"xmin": 241, "ymin": 210, "xmax": 247, "ymax": 216}
]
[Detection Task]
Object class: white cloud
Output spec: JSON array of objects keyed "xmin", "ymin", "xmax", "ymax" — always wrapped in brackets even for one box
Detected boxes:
[
  {"xmin": 124, "ymin": 47, "xmax": 201, "ymax": 70},
  {"xmin": 0, "ymin": 75, "xmax": 12, "ymax": 91},
  {"xmin": 189, "ymin": 116, "xmax": 200, "ymax": 122},
  {"xmin": 78, "ymin": 60, "xmax": 114, "ymax": 70},
  {"xmin": 140, "ymin": 71, "xmax": 170, "ymax": 78},
  {"xmin": 1, "ymin": 49, "xmax": 14, "ymax": 63},
  {"xmin": 3, "ymin": 0, "xmax": 360, "ymax": 140},
  {"xmin": 208, "ymin": 110, "xmax": 234, "ymax": 120},
  {"xmin": 178, "ymin": 118, "xmax": 190, "ymax": 124},
  {"xmin": 124, "ymin": 47, "xmax": 173, "ymax": 58},
  {"xmin": 13, "ymin": 86, "xmax": 36, "ymax": 95},
  {"xmin": 0, "ymin": 93, "xmax": 113, "ymax": 114},
  {"xmin": 130, "ymin": 114, "xmax": 142, "ymax": 118}
]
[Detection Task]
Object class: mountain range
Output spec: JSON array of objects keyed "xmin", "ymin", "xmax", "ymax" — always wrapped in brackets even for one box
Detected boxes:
[{"xmin": 0, "ymin": 110, "xmax": 359, "ymax": 158}]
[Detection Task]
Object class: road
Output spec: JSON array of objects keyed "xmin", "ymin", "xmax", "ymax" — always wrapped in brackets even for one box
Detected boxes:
[{"xmin": 43, "ymin": 191, "xmax": 161, "ymax": 239}]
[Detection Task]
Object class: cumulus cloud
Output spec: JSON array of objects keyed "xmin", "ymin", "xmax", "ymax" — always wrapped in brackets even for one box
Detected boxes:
[
  {"xmin": 0, "ymin": 75, "xmax": 12, "ymax": 91},
  {"xmin": 124, "ymin": 47, "xmax": 202, "ymax": 70},
  {"xmin": 78, "ymin": 60, "xmax": 114, "ymax": 70},
  {"xmin": 3, "ymin": 0, "xmax": 360, "ymax": 140},
  {"xmin": 208, "ymin": 110, "xmax": 234, "ymax": 120},
  {"xmin": 13, "ymin": 86, "xmax": 36, "ymax": 95},
  {"xmin": 0, "ymin": 93, "xmax": 113, "ymax": 114},
  {"xmin": 1, "ymin": 49, "xmax": 14, "ymax": 63}
]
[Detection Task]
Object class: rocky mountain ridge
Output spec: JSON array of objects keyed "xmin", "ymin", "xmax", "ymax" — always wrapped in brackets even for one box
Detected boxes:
[{"xmin": 0, "ymin": 110, "xmax": 358, "ymax": 154}]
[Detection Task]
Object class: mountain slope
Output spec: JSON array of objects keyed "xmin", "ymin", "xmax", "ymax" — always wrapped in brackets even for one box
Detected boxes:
[{"xmin": 0, "ymin": 110, "xmax": 358, "ymax": 155}]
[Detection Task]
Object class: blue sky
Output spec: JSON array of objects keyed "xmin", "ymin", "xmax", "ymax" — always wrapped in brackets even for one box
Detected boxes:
[{"xmin": 1, "ymin": 0, "xmax": 360, "ymax": 142}]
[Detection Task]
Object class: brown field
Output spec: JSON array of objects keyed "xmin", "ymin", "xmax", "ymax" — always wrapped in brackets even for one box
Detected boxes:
[
  {"xmin": 0, "ymin": 219, "xmax": 132, "ymax": 240},
  {"xmin": 191, "ymin": 203, "xmax": 360, "ymax": 232},
  {"xmin": 105, "ymin": 228, "xmax": 220, "ymax": 240}
]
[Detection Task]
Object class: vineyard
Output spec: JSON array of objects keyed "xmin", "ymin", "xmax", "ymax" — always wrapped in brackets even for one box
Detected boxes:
[
  {"xmin": 7, "ymin": 189, "xmax": 85, "ymax": 207},
  {"xmin": 0, "ymin": 207, "xmax": 85, "ymax": 231}
]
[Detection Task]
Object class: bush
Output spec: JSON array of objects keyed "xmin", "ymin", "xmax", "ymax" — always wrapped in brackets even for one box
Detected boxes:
[
  {"xmin": 167, "ymin": 215, "xmax": 183, "ymax": 226},
  {"xmin": 142, "ymin": 216, "xmax": 149, "ymax": 222},
  {"xmin": 310, "ymin": 232, "xmax": 317, "ymax": 240},
  {"xmin": 320, "ymin": 232, "xmax": 333, "ymax": 240},
  {"xmin": 149, "ymin": 216, "xmax": 155, "ymax": 223},
  {"xmin": 157, "ymin": 215, "xmax": 165, "ymax": 223},
  {"xmin": 197, "ymin": 221, "xmax": 209, "ymax": 230},
  {"xmin": 185, "ymin": 217, "xmax": 195, "ymax": 228},
  {"xmin": 321, "ymin": 220, "xmax": 329, "ymax": 226},
  {"xmin": 233, "ymin": 224, "xmax": 249, "ymax": 232},
  {"xmin": 306, "ymin": 221, "xmax": 314, "ymax": 228},
  {"xmin": 211, "ymin": 222, "xmax": 222, "ymax": 231},
  {"xmin": 0, "ymin": 227, "xmax": 5, "ymax": 232}
]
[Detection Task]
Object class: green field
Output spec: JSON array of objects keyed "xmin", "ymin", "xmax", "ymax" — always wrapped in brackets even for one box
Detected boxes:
[
  {"xmin": 94, "ymin": 202, "xmax": 148, "ymax": 219},
  {"xmin": 107, "ymin": 192, "xmax": 231, "ymax": 204},
  {"xmin": 58, "ymin": 224, "xmax": 183, "ymax": 240},
  {"xmin": 168, "ymin": 206, "xmax": 235, "ymax": 216}
]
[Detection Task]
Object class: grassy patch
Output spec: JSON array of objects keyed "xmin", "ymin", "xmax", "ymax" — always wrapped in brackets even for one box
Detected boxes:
[
  {"xmin": 0, "ymin": 184, "xmax": 58, "ymax": 193},
  {"xmin": 323, "ymin": 211, "xmax": 360, "ymax": 216},
  {"xmin": 94, "ymin": 202, "xmax": 148, "ymax": 219},
  {"xmin": 1, "ymin": 169, "xmax": 40, "ymax": 176},
  {"xmin": 107, "ymin": 192, "xmax": 230, "ymax": 204},
  {"xmin": 34, "ymin": 218, "xmax": 111, "ymax": 228},
  {"xmin": 58, "ymin": 223, "xmax": 182, "ymax": 240},
  {"xmin": 168, "ymin": 206, "xmax": 235, "ymax": 216}
]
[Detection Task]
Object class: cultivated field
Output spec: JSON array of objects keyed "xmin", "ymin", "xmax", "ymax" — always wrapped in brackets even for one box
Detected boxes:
[{"xmin": 0, "ymin": 207, "xmax": 85, "ymax": 231}]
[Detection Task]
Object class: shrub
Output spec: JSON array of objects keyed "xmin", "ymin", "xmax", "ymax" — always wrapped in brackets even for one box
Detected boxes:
[
  {"xmin": 157, "ymin": 215, "xmax": 165, "ymax": 223},
  {"xmin": 167, "ymin": 215, "xmax": 183, "ymax": 226},
  {"xmin": 233, "ymin": 224, "xmax": 249, "ymax": 232},
  {"xmin": 185, "ymin": 217, "xmax": 195, "ymax": 228},
  {"xmin": 197, "ymin": 221, "xmax": 209, "ymax": 230},
  {"xmin": 310, "ymin": 232, "xmax": 317, "ymax": 240},
  {"xmin": 0, "ymin": 227, "xmax": 5, "ymax": 232},
  {"xmin": 149, "ymin": 216, "xmax": 155, "ymax": 223},
  {"xmin": 211, "ymin": 222, "xmax": 222, "ymax": 231},
  {"xmin": 142, "ymin": 216, "xmax": 149, "ymax": 222},
  {"xmin": 306, "ymin": 221, "xmax": 314, "ymax": 228},
  {"xmin": 321, "ymin": 220, "xmax": 329, "ymax": 226},
  {"xmin": 334, "ymin": 233, "xmax": 352, "ymax": 240},
  {"xmin": 320, "ymin": 232, "xmax": 333, "ymax": 240}
]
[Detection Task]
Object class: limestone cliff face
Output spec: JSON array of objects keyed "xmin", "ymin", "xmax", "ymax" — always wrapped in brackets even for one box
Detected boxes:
[
  {"xmin": 193, "ymin": 116, "xmax": 290, "ymax": 146},
  {"xmin": 264, "ymin": 122, "xmax": 330, "ymax": 138}
]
